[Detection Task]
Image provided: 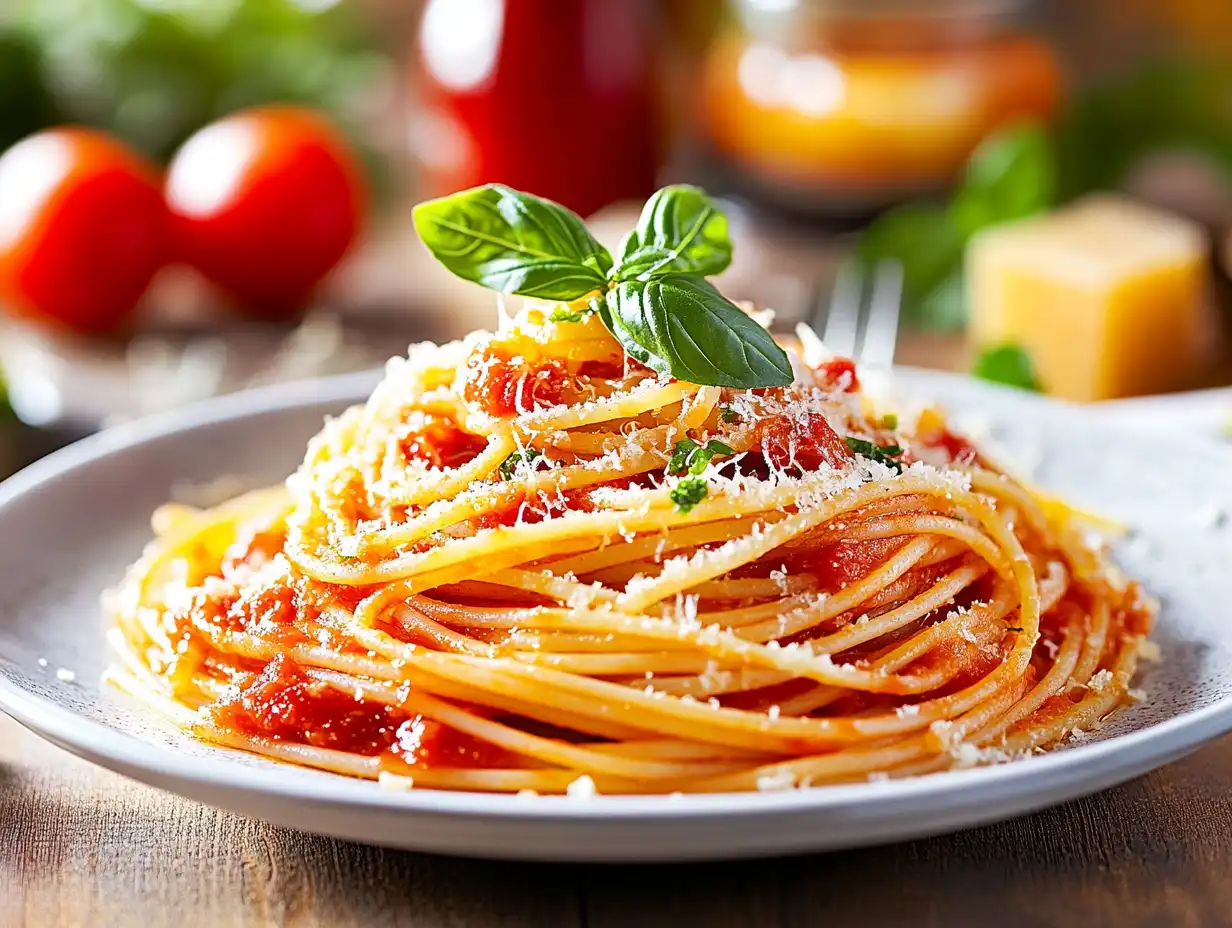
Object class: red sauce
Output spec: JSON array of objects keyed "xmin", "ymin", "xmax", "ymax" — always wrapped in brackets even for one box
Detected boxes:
[
  {"xmin": 397, "ymin": 411, "xmax": 487, "ymax": 470},
  {"xmin": 221, "ymin": 523, "xmax": 286, "ymax": 578},
  {"xmin": 213, "ymin": 653, "xmax": 406, "ymax": 755},
  {"xmin": 915, "ymin": 426, "xmax": 978, "ymax": 465},
  {"xmin": 818, "ymin": 357, "xmax": 860, "ymax": 393},
  {"xmin": 464, "ymin": 345, "xmax": 570, "ymax": 417},
  {"xmin": 779, "ymin": 536, "xmax": 904, "ymax": 593},
  {"xmin": 388, "ymin": 714, "xmax": 513, "ymax": 769},
  {"xmin": 754, "ymin": 410, "xmax": 854, "ymax": 473},
  {"xmin": 470, "ymin": 487, "xmax": 595, "ymax": 532}
]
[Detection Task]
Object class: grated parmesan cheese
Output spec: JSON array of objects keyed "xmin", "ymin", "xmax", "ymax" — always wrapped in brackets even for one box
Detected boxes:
[{"xmin": 566, "ymin": 775, "xmax": 598, "ymax": 799}]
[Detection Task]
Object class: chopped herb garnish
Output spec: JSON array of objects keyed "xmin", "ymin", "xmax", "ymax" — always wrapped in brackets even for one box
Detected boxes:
[
  {"xmin": 670, "ymin": 476, "xmax": 709, "ymax": 513},
  {"xmin": 550, "ymin": 303, "xmax": 597, "ymax": 324},
  {"xmin": 719, "ymin": 407, "xmax": 739, "ymax": 423},
  {"xmin": 844, "ymin": 437, "xmax": 905, "ymax": 473},
  {"xmin": 880, "ymin": 413, "xmax": 898, "ymax": 430},
  {"xmin": 669, "ymin": 438, "xmax": 735, "ymax": 475},
  {"xmin": 498, "ymin": 448, "xmax": 542, "ymax": 480}
]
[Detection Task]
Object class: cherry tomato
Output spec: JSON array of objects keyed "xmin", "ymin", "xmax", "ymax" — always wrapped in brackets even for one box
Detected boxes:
[
  {"xmin": 165, "ymin": 106, "xmax": 367, "ymax": 318},
  {"xmin": 0, "ymin": 127, "xmax": 167, "ymax": 333}
]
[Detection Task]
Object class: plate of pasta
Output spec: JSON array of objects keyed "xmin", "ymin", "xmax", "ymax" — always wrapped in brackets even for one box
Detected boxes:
[{"xmin": 1, "ymin": 185, "xmax": 1230, "ymax": 861}]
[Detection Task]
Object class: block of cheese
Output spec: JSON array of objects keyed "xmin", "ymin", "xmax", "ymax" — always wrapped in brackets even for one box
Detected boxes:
[{"xmin": 968, "ymin": 194, "xmax": 1211, "ymax": 401}]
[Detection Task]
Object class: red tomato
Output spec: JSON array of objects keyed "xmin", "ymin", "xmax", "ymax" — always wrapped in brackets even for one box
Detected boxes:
[
  {"xmin": 165, "ymin": 106, "xmax": 366, "ymax": 318},
  {"xmin": 0, "ymin": 127, "xmax": 167, "ymax": 333}
]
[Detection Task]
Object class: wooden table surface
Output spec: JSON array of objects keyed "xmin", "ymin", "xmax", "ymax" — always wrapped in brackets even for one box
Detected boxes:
[{"xmin": 4, "ymin": 711, "xmax": 1232, "ymax": 927}]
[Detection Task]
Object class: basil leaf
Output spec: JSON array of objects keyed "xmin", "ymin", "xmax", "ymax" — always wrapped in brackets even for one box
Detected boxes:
[
  {"xmin": 413, "ymin": 184, "xmax": 612, "ymax": 300},
  {"xmin": 602, "ymin": 275, "xmax": 792, "ymax": 389},
  {"xmin": 669, "ymin": 476, "xmax": 709, "ymax": 514},
  {"xmin": 971, "ymin": 344, "xmax": 1043, "ymax": 392},
  {"xmin": 844, "ymin": 438, "xmax": 905, "ymax": 473},
  {"xmin": 950, "ymin": 123, "xmax": 1056, "ymax": 236},
  {"xmin": 615, "ymin": 185, "xmax": 732, "ymax": 279}
]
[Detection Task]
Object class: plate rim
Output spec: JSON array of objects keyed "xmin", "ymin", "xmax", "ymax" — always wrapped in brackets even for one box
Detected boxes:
[{"xmin": 2, "ymin": 367, "xmax": 1231, "ymax": 825}]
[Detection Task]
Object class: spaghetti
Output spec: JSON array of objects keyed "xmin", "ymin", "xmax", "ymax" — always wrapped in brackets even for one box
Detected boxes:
[{"xmin": 106, "ymin": 304, "xmax": 1155, "ymax": 795}]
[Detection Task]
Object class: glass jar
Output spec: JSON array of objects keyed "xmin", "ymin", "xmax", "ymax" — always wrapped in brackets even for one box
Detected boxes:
[
  {"xmin": 700, "ymin": 0, "xmax": 1063, "ymax": 214},
  {"xmin": 413, "ymin": 0, "xmax": 663, "ymax": 218}
]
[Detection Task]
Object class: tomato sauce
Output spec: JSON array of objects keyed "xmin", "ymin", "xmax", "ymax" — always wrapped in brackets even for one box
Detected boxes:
[
  {"xmin": 464, "ymin": 345, "xmax": 570, "ymax": 417},
  {"xmin": 387, "ymin": 714, "xmax": 513, "ymax": 769},
  {"xmin": 777, "ymin": 536, "xmax": 904, "ymax": 594},
  {"xmin": 754, "ymin": 410, "xmax": 854, "ymax": 473},
  {"xmin": 397, "ymin": 411, "xmax": 487, "ymax": 470},
  {"xmin": 817, "ymin": 357, "xmax": 860, "ymax": 393},
  {"xmin": 913, "ymin": 426, "xmax": 978, "ymax": 465},
  {"xmin": 213, "ymin": 653, "xmax": 407, "ymax": 755},
  {"xmin": 470, "ymin": 488, "xmax": 595, "ymax": 533},
  {"xmin": 221, "ymin": 523, "xmax": 286, "ymax": 578}
]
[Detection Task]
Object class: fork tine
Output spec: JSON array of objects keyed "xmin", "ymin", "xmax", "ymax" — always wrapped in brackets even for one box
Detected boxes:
[
  {"xmin": 858, "ymin": 259, "xmax": 903, "ymax": 369},
  {"xmin": 822, "ymin": 259, "xmax": 864, "ymax": 358}
]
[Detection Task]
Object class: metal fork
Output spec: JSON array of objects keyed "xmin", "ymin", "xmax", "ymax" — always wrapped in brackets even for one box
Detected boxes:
[{"xmin": 807, "ymin": 259, "xmax": 904, "ymax": 369}]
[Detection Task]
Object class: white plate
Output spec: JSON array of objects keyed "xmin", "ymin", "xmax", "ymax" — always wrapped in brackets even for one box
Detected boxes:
[{"xmin": 1, "ymin": 369, "xmax": 1230, "ymax": 862}]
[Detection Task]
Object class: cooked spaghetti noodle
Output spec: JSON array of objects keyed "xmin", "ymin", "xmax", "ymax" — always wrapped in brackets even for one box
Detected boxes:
[{"xmin": 105, "ymin": 303, "xmax": 1156, "ymax": 795}]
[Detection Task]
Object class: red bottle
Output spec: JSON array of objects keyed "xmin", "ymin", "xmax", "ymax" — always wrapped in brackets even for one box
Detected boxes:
[{"xmin": 414, "ymin": 0, "xmax": 661, "ymax": 217}]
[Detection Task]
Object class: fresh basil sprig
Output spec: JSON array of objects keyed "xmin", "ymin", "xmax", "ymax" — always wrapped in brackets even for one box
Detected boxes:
[{"xmin": 413, "ymin": 183, "xmax": 792, "ymax": 390}]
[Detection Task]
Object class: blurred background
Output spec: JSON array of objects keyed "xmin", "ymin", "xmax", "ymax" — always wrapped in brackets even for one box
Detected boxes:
[{"xmin": 1, "ymin": 0, "xmax": 1231, "ymax": 470}]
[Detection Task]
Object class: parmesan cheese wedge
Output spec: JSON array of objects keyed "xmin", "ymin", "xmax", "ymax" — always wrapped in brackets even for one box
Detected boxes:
[{"xmin": 968, "ymin": 195, "xmax": 1212, "ymax": 400}]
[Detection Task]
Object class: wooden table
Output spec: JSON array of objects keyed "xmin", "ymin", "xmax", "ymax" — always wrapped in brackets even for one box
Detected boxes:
[{"xmin": 4, "ymin": 712, "xmax": 1232, "ymax": 927}]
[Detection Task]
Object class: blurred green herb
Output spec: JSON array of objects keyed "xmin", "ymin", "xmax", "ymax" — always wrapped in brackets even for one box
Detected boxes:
[
  {"xmin": 971, "ymin": 344, "xmax": 1043, "ymax": 392},
  {"xmin": 857, "ymin": 57, "xmax": 1232, "ymax": 334},
  {"xmin": 11, "ymin": 0, "xmax": 388, "ymax": 165},
  {"xmin": 0, "ymin": 29, "xmax": 61, "ymax": 152},
  {"xmin": 857, "ymin": 122, "xmax": 1056, "ymax": 332}
]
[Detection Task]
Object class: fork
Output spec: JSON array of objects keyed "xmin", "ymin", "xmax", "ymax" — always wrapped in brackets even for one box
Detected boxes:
[{"xmin": 807, "ymin": 259, "xmax": 904, "ymax": 369}]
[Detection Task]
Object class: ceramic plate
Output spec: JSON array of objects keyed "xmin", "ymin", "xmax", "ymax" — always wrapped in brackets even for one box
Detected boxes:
[{"xmin": 1, "ymin": 369, "xmax": 1230, "ymax": 862}]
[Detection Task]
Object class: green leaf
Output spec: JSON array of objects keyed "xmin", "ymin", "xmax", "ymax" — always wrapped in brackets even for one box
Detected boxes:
[
  {"xmin": 413, "ymin": 184, "xmax": 612, "ymax": 301},
  {"xmin": 615, "ymin": 185, "xmax": 732, "ymax": 279},
  {"xmin": 855, "ymin": 121, "xmax": 1056, "ymax": 334},
  {"xmin": 950, "ymin": 122, "xmax": 1056, "ymax": 235},
  {"xmin": 669, "ymin": 438, "xmax": 735, "ymax": 475},
  {"xmin": 844, "ymin": 438, "xmax": 905, "ymax": 473},
  {"xmin": 497, "ymin": 448, "xmax": 543, "ymax": 481},
  {"xmin": 669, "ymin": 476, "xmax": 709, "ymax": 514},
  {"xmin": 971, "ymin": 344, "xmax": 1043, "ymax": 392},
  {"xmin": 601, "ymin": 274, "xmax": 792, "ymax": 389}
]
